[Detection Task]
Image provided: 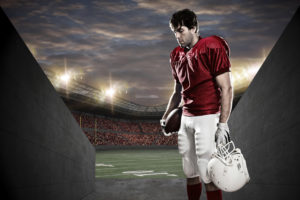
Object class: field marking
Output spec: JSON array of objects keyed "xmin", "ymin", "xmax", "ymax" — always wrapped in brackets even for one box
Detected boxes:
[
  {"xmin": 134, "ymin": 173, "xmax": 169, "ymax": 177},
  {"xmin": 122, "ymin": 170, "xmax": 177, "ymax": 177},
  {"xmin": 96, "ymin": 163, "xmax": 114, "ymax": 167},
  {"xmin": 123, "ymin": 170, "xmax": 154, "ymax": 174}
]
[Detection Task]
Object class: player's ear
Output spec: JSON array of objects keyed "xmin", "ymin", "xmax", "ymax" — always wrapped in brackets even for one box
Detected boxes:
[{"xmin": 191, "ymin": 26, "xmax": 197, "ymax": 33}]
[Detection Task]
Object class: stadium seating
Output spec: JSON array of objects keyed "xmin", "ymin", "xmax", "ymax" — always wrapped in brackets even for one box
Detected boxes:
[{"xmin": 72, "ymin": 111, "xmax": 178, "ymax": 146}]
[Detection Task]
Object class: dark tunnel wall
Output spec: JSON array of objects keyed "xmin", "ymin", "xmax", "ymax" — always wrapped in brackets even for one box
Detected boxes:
[
  {"xmin": 224, "ymin": 7, "xmax": 300, "ymax": 200},
  {"xmin": 0, "ymin": 8, "xmax": 95, "ymax": 200}
]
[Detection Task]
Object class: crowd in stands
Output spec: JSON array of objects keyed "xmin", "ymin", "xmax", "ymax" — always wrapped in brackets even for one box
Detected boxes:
[
  {"xmin": 140, "ymin": 122, "xmax": 161, "ymax": 134},
  {"xmin": 73, "ymin": 112, "xmax": 177, "ymax": 146}
]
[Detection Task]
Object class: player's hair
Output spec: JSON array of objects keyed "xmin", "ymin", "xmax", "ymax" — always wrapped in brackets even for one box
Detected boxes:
[{"xmin": 169, "ymin": 9, "xmax": 198, "ymax": 33}]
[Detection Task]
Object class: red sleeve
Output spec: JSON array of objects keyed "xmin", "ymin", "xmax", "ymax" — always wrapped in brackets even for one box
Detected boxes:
[
  {"xmin": 206, "ymin": 37, "xmax": 231, "ymax": 76},
  {"xmin": 170, "ymin": 52, "xmax": 180, "ymax": 83}
]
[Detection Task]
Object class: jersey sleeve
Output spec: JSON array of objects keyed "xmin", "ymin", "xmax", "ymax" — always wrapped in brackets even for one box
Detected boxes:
[
  {"xmin": 170, "ymin": 52, "xmax": 180, "ymax": 83},
  {"xmin": 206, "ymin": 37, "xmax": 231, "ymax": 76}
]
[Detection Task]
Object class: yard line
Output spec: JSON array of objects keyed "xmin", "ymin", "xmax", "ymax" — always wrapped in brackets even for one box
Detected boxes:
[{"xmin": 95, "ymin": 163, "xmax": 114, "ymax": 167}]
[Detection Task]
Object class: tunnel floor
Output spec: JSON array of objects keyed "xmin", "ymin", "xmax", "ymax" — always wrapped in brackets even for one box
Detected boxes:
[{"xmin": 88, "ymin": 178, "xmax": 187, "ymax": 200}]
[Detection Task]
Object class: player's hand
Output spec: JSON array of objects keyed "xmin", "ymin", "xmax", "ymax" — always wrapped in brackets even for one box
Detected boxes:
[
  {"xmin": 215, "ymin": 123, "xmax": 231, "ymax": 147},
  {"xmin": 160, "ymin": 119, "xmax": 166, "ymax": 129},
  {"xmin": 160, "ymin": 119, "xmax": 176, "ymax": 136}
]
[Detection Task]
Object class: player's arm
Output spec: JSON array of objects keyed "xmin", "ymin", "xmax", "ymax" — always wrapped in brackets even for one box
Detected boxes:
[
  {"xmin": 214, "ymin": 71, "xmax": 233, "ymax": 146},
  {"xmin": 161, "ymin": 80, "xmax": 182, "ymax": 120},
  {"xmin": 216, "ymin": 72, "xmax": 233, "ymax": 123}
]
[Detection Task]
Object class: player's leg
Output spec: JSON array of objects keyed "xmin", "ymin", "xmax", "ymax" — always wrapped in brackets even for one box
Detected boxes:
[
  {"xmin": 193, "ymin": 114, "xmax": 223, "ymax": 200},
  {"xmin": 178, "ymin": 116, "xmax": 202, "ymax": 200},
  {"xmin": 205, "ymin": 182, "xmax": 222, "ymax": 200},
  {"xmin": 187, "ymin": 177, "xmax": 202, "ymax": 200}
]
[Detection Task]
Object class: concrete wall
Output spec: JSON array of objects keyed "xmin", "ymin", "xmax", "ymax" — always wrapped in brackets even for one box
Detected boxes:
[
  {"xmin": 0, "ymin": 8, "xmax": 95, "ymax": 200},
  {"xmin": 224, "ymin": 7, "xmax": 300, "ymax": 200}
]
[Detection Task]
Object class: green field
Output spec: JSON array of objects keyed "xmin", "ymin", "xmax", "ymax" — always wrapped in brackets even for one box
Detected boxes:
[{"xmin": 95, "ymin": 149, "xmax": 185, "ymax": 179}]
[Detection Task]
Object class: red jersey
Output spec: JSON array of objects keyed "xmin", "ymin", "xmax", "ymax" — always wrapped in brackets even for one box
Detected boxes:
[{"xmin": 170, "ymin": 35, "xmax": 231, "ymax": 116}]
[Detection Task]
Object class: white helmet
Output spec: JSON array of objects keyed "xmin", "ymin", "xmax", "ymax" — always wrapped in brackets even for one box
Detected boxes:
[{"xmin": 207, "ymin": 141, "xmax": 250, "ymax": 192}]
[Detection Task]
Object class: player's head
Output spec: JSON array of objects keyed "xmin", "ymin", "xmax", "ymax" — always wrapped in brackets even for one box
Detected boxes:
[{"xmin": 169, "ymin": 9, "xmax": 199, "ymax": 48}]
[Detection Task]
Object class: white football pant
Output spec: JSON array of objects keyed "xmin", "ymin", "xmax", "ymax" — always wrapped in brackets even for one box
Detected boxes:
[{"xmin": 178, "ymin": 113, "xmax": 219, "ymax": 183}]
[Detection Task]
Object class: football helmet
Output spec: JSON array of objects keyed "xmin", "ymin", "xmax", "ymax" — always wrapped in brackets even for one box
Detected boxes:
[{"xmin": 207, "ymin": 141, "xmax": 250, "ymax": 192}]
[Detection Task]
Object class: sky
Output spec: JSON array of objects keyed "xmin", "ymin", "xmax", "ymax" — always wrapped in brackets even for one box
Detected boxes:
[{"xmin": 1, "ymin": 0, "xmax": 299, "ymax": 106}]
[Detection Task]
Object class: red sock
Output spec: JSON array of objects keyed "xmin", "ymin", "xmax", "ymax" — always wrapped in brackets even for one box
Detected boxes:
[
  {"xmin": 187, "ymin": 183, "xmax": 202, "ymax": 200},
  {"xmin": 206, "ymin": 190, "xmax": 222, "ymax": 200}
]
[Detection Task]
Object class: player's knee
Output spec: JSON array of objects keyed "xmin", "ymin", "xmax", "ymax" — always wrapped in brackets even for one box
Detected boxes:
[
  {"xmin": 183, "ymin": 167, "xmax": 198, "ymax": 178},
  {"xmin": 197, "ymin": 159, "xmax": 211, "ymax": 184},
  {"xmin": 178, "ymin": 147, "xmax": 189, "ymax": 156},
  {"xmin": 182, "ymin": 156, "xmax": 199, "ymax": 178}
]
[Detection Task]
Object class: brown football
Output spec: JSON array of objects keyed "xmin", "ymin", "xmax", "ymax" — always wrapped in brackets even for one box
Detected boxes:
[{"xmin": 164, "ymin": 107, "xmax": 183, "ymax": 133}]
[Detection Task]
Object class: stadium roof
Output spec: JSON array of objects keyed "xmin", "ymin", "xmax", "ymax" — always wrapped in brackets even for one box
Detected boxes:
[{"xmin": 43, "ymin": 68, "xmax": 167, "ymax": 118}]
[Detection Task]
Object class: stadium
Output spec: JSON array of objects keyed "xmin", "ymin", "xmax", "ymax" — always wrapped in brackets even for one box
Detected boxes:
[
  {"xmin": 2, "ymin": 3, "xmax": 300, "ymax": 200},
  {"xmin": 45, "ymin": 66, "xmax": 242, "ymax": 180},
  {"xmin": 44, "ymin": 68, "xmax": 242, "ymax": 149}
]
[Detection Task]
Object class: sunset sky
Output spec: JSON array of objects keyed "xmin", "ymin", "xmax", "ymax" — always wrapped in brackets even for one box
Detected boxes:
[{"xmin": 1, "ymin": 0, "xmax": 299, "ymax": 106}]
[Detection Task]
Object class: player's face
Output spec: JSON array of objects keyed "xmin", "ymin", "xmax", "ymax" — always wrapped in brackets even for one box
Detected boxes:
[{"xmin": 172, "ymin": 26, "xmax": 194, "ymax": 48}]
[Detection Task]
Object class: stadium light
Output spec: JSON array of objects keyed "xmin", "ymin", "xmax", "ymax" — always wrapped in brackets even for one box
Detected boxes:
[
  {"xmin": 59, "ymin": 73, "xmax": 71, "ymax": 84},
  {"xmin": 105, "ymin": 87, "xmax": 116, "ymax": 98}
]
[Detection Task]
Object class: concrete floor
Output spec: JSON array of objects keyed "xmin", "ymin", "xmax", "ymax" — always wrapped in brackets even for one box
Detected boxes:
[{"xmin": 91, "ymin": 178, "xmax": 187, "ymax": 200}]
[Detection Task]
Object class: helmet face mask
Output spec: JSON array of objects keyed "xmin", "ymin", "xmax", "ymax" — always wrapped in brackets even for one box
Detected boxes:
[
  {"xmin": 215, "ymin": 141, "xmax": 236, "ymax": 164},
  {"xmin": 208, "ymin": 141, "xmax": 250, "ymax": 192}
]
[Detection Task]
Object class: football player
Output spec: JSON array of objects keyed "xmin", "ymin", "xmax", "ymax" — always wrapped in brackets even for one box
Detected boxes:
[{"xmin": 161, "ymin": 9, "xmax": 233, "ymax": 200}]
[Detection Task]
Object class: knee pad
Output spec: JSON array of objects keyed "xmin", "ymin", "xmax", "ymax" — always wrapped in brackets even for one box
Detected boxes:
[
  {"xmin": 181, "ymin": 154, "xmax": 199, "ymax": 178},
  {"xmin": 195, "ymin": 147, "xmax": 214, "ymax": 183},
  {"xmin": 197, "ymin": 159, "xmax": 211, "ymax": 184}
]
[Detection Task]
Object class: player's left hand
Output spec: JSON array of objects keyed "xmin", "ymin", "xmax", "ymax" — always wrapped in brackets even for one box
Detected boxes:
[{"xmin": 215, "ymin": 123, "xmax": 231, "ymax": 147}]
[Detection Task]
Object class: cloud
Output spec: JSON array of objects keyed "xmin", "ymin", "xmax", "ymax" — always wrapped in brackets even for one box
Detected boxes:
[
  {"xmin": 92, "ymin": 0, "xmax": 136, "ymax": 13},
  {"xmin": 91, "ymin": 26, "xmax": 163, "ymax": 41},
  {"xmin": 52, "ymin": 11, "xmax": 85, "ymax": 24},
  {"xmin": 56, "ymin": 3, "xmax": 86, "ymax": 11},
  {"xmin": 135, "ymin": 94, "xmax": 159, "ymax": 99},
  {"xmin": 2, "ymin": 0, "xmax": 299, "ymax": 105},
  {"xmin": 133, "ymin": 0, "xmax": 242, "ymax": 15}
]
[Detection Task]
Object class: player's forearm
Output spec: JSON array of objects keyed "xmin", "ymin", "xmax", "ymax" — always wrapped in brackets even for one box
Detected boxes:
[
  {"xmin": 162, "ymin": 92, "xmax": 181, "ymax": 119},
  {"xmin": 219, "ymin": 86, "xmax": 233, "ymax": 123}
]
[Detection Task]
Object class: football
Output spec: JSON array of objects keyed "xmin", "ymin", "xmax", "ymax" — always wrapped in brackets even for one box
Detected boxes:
[{"xmin": 164, "ymin": 107, "xmax": 183, "ymax": 133}]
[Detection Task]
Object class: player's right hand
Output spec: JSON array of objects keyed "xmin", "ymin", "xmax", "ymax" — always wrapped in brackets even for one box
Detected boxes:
[
  {"xmin": 160, "ymin": 119, "xmax": 166, "ymax": 128},
  {"xmin": 160, "ymin": 119, "xmax": 176, "ymax": 136},
  {"xmin": 160, "ymin": 119, "xmax": 168, "ymax": 136}
]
